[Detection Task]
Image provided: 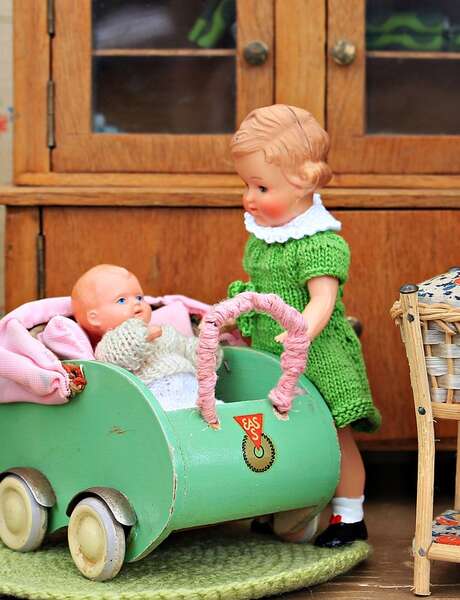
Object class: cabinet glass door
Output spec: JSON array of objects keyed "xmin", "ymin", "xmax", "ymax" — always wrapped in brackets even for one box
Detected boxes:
[
  {"xmin": 53, "ymin": 0, "xmax": 274, "ymax": 173},
  {"xmin": 328, "ymin": 0, "xmax": 460, "ymax": 174},
  {"xmin": 92, "ymin": 0, "xmax": 237, "ymax": 135},
  {"xmin": 366, "ymin": 0, "xmax": 460, "ymax": 135}
]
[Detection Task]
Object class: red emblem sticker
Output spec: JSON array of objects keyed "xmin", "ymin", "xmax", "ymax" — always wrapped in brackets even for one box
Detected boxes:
[{"xmin": 234, "ymin": 413, "xmax": 263, "ymax": 449}]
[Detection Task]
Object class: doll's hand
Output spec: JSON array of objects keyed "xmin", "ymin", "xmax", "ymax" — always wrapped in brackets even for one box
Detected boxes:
[
  {"xmin": 275, "ymin": 331, "xmax": 288, "ymax": 345},
  {"xmin": 220, "ymin": 318, "xmax": 237, "ymax": 334},
  {"xmin": 146, "ymin": 325, "xmax": 162, "ymax": 342},
  {"xmin": 198, "ymin": 318, "xmax": 236, "ymax": 333}
]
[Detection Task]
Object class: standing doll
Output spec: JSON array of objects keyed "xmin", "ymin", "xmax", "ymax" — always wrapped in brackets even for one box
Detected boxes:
[{"xmin": 228, "ymin": 104, "xmax": 381, "ymax": 548}]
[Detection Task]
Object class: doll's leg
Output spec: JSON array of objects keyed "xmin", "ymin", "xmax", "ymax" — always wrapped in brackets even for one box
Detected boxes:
[
  {"xmin": 315, "ymin": 426, "xmax": 368, "ymax": 547},
  {"xmin": 336, "ymin": 425, "xmax": 365, "ymax": 497},
  {"xmin": 252, "ymin": 428, "xmax": 367, "ymax": 545},
  {"xmin": 252, "ymin": 508, "xmax": 319, "ymax": 543}
]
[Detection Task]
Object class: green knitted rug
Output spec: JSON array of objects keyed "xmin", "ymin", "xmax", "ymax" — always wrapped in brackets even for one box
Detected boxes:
[{"xmin": 0, "ymin": 526, "xmax": 371, "ymax": 600}]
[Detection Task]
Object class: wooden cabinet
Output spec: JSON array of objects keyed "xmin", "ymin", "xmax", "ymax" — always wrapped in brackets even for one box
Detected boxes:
[
  {"xmin": 3, "ymin": 1, "xmax": 460, "ymax": 447},
  {"xmin": 42, "ymin": 207, "xmax": 248, "ymax": 303},
  {"xmin": 340, "ymin": 209, "xmax": 460, "ymax": 444}
]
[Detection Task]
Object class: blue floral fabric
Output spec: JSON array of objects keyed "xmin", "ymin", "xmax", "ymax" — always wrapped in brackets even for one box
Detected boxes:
[
  {"xmin": 433, "ymin": 509, "xmax": 460, "ymax": 545},
  {"xmin": 418, "ymin": 267, "xmax": 460, "ymax": 307}
]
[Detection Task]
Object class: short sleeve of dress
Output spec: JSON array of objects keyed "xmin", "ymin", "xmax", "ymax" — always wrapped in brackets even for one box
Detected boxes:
[{"xmin": 295, "ymin": 231, "xmax": 350, "ymax": 286}]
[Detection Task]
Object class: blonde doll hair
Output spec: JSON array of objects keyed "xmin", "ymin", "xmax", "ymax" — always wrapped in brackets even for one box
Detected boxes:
[{"xmin": 231, "ymin": 104, "xmax": 332, "ymax": 191}]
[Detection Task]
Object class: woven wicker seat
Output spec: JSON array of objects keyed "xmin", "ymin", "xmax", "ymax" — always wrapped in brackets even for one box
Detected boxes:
[{"xmin": 391, "ymin": 267, "xmax": 460, "ymax": 596}]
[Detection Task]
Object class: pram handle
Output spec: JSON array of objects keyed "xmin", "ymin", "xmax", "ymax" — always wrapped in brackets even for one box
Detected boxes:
[{"xmin": 196, "ymin": 292, "xmax": 310, "ymax": 426}]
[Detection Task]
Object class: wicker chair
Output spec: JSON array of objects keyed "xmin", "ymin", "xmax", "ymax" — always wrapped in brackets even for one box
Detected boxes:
[{"xmin": 391, "ymin": 267, "xmax": 460, "ymax": 596}]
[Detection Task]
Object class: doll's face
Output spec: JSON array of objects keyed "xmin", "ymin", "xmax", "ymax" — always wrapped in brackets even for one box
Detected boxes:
[
  {"xmin": 234, "ymin": 150, "xmax": 311, "ymax": 227},
  {"xmin": 90, "ymin": 272, "xmax": 152, "ymax": 334},
  {"xmin": 73, "ymin": 267, "xmax": 152, "ymax": 340}
]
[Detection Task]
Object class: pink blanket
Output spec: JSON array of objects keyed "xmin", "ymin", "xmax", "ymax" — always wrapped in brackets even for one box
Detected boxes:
[{"xmin": 0, "ymin": 295, "xmax": 211, "ymax": 405}]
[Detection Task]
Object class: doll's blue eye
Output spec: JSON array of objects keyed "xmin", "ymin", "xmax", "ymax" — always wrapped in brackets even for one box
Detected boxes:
[
  {"xmin": 259, "ymin": 186, "xmax": 267, "ymax": 193},
  {"xmin": 135, "ymin": 295, "xmax": 143, "ymax": 302},
  {"xmin": 117, "ymin": 297, "xmax": 127, "ymax": 304}
]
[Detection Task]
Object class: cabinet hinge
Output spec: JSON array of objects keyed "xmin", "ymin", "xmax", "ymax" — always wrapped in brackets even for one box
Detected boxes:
[
  {"xmin": 37, "ymin": 233, "xmax": 46, "ymax": 300},
  {"xmin": 47, "ymin": 80, "xmax": 56, "ymax": 149},
  {"xmin": 47, "ymin": 0, "xmax": 55, "ymax": 36}
]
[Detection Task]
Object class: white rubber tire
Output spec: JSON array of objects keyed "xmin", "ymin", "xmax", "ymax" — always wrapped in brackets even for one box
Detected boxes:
[
  {"xmin": 0, "ymin": 474, "xmax": 48, "ymax": 551},
  {"xmin": 68, "ymin": 497, "xmax": 125, "ymax": 581}
]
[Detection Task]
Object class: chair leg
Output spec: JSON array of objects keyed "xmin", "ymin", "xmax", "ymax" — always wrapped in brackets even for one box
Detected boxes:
[
  {"xmin": 455, "ymin": 422, "xmax": 460, "ymax": 510},
  {"xmin": 414, "ymin": 554, "xmax": 431, "ymax": 596},
  {"xmin": 399, "ymin": 290, "xmax": 434, "ymax": 596},
  {"xmin": 413, "ymin": 444, "xmax": 434, "ymax": 596}
]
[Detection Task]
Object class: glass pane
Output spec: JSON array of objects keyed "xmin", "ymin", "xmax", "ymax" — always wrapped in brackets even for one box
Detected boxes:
[
  {"xmin": 93, "ymin": 0, "xmax": 236, "ymax": 50},
  {"xmin": 366, "ymin": 0, "xmax": 460, "ymax": 134},
  {"xmin": 91, "ymin": 1, "xmax": 237, "ymax": 134},
  {"xmin": 367, "ymin": 58, "xmax": 460, "ymax": 134},
  {"xmin": 93, "ymin": 57, "xmax": 235, "ymax": 134}
]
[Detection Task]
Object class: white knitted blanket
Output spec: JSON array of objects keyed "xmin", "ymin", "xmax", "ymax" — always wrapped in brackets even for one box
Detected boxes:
[{"xmin": 95, "ymin": 318, "xmax": 223, "ymax": 411}]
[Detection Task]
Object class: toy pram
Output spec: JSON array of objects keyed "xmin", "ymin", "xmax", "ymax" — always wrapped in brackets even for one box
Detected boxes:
[{"xmin": 0, "ymin": 292, "xmax": 340, "ymax": 581}]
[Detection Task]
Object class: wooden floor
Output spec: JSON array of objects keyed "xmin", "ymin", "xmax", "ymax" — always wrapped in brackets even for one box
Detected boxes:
[
  {"xmin": 280, "ymin": 495, "xmax": 460, "ymax": 600},
  {"xmin": 281, "ymin": 451, "xmax": 460, "ymax": 599},
  {"xmin": 2, "ymin": 452, "xmax": 460, "ymax": 599}
]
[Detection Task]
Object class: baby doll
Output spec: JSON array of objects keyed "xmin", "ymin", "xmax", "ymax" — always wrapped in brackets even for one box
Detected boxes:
[
  {"xmin": 228, "ymin": 104, "xmax": 381, "ymax": 548},
  {"xmin": 72, "ymin": 264, "xmax": 221, "ymax": 411}
]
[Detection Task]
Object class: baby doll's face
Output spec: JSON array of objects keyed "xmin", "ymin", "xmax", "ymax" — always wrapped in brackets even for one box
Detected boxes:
[
  {"xmin": 234, "ymin": 150, "xmax": 311, "ymax": 227},
  {"xmin": 93, "ymin": 272, "xmax": 152, "ymax": 334}
]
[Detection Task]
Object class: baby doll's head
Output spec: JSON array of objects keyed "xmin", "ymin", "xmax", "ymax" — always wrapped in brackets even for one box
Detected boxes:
[
  {"xmin": 231, "ymin": 104, "xmax": 332, "ymax": 226},
  {"xmin": 71, "ymin": 264, "xmax": 152, "ymax": 343}
]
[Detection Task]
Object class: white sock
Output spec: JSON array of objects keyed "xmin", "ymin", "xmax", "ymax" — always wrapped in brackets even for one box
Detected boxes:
[{"xmin": 331, "ymin": 495, "xmax": 364, "ymax": 524}]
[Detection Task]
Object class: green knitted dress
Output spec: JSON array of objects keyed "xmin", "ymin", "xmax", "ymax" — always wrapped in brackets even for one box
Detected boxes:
[{"xmin": 229, "ymin": 230, "xmax": 381, "ymax": 433}]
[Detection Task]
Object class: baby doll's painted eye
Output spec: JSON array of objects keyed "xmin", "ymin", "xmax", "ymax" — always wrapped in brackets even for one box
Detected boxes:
[
  {"xmin": 135, "ymin": 295, "xmax": 144, "ymax": 302},
  {"xmin": 117, "ymin": 297, "xmax": 127, "ymax": 304},
  {"xmin": 258, "ymin": 186, "xmax": 268, "ymax": 193}
]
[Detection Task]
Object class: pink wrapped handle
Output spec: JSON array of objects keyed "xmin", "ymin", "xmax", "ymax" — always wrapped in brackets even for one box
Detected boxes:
[{"xmin": 196, "ymin": 292, "xmax": 310, "ymax": 426}]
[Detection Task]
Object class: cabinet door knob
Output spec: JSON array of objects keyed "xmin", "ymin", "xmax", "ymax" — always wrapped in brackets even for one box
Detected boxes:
[
  {"xmin": 243, "ymin": 41, "xmax": 269, "ymax": 66},
  {"xmin": 331, "ymin": 39, "xmax": 357, "ymax": 65}
]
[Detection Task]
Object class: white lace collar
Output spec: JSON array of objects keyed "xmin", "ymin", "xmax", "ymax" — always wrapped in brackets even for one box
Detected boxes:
[{"xmin": 244, "ymin": 193, "xmax": 341, "ymax": 244}]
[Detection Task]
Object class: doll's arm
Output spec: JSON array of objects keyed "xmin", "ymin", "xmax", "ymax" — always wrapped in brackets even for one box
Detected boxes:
[
  {"xmin": 95, "ymin": 318, "xmax": 151, "ymax": 372},
  {"xmin": 228, "ymin": 279, "xmax": 256, "ymax": 337},
  {"xmin": 170, "ymin": 326, "xmax": 223, "ymax": 370},
  {"xmin": 188, "ymin": 334, "xmax": 224, "ymax": 370},
  {"xmin": 169, "ymin": 327, "xmax": 199, "ymax": 366},
  {"xmin": 275, "ymin": 276, "xmax": 338, "ymax": 344},
  {"xmin": 302, "ymin": 276, "xmax": 339, "ymax": 340}
]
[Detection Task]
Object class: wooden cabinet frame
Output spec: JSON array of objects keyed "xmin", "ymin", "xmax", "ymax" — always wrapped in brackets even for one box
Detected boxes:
[
  {"xmin": 13, "ymin": 0, "xmax": 326, "ymax": 187},
  {"xmin": 13, "ymin": 1, "xmax": 460, "ymax": 188},
  {"xmin": 13, "ymin": 0, "xmax": 50, "ymax": 179},
  {"xmin": 52, "ymin": 0, "xmax": 274, "ymax": 173},
  {"xmin": 328, "ymin": 0, "xmax": 460, "ymax": 175}
]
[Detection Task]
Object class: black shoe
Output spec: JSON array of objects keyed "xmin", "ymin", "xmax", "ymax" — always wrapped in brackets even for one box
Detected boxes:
[{"xmin": 314, "ymin": 519, "xmax": 368, "ymax": 548}]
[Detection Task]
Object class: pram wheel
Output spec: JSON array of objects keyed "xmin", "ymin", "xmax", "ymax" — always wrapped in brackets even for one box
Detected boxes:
[
  {"xmin": 68, "ymin": 496, "xmax": 126, "ymax": 581},
  {"xmin": 0, "ymin": 474, "xmax": 48, "ymax": 551}
]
